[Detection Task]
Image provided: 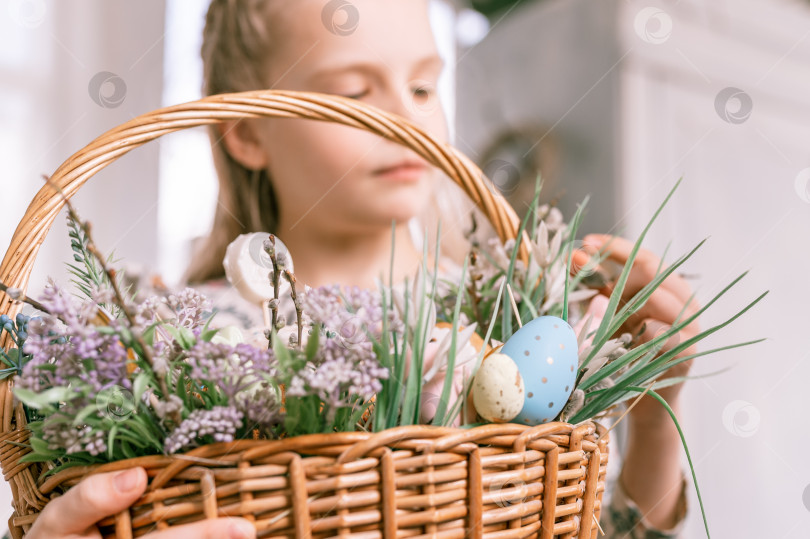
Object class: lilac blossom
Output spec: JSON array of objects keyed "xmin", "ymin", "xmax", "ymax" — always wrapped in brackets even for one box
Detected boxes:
[
  {"xmin": 289, "ymin": 285, "xmax": 395, "ymax": 421},
  {"xmin": 19, "ymin": 282, "xmax": 130, "ymax": 394},
  {"xmin": 164, "ymin": 406, "xmax": 243, "ymax": 454},
  {"xmin": 186, "ymin": 340, "xmax": 276, "ymax": 399},
  {"xmin": 132, "ymin": 294, "xmax": 163, "ymax": 330},
  {"xmin": 40, "ymin": 413, "xmax": 107, "ymax": 456},
  {"xmin": 287, "ymin": 353, "xmax": 387, "ymax": 405},
  {"xmin": 303, "ymin": 285, "xmax": 401, "ymax": 354},
  {"xmin": 165, "ymin": 288, "xmax": 212, "ymax": 330},
  {"xmin": 153, "ymin": 394, "xmax": 184, "ymax": 421},
  {"xmin": 236, "ymin": 385, "xmax": 283, "ymax": 430}
]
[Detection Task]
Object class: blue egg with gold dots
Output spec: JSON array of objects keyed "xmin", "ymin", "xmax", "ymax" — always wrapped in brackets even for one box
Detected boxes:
[{"xmin": 501, "ymin": 315, "xmax": 578, "ymax": 425}]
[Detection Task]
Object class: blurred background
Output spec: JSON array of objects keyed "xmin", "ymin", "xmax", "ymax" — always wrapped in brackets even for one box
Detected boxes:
[{"xmin": 1, "ymin": 0, "xmax": 809, "ymax": 535}]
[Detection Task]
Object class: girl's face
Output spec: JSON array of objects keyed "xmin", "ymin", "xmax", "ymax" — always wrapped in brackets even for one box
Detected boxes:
[{"xmin": 237, "ymin": 0, "xmax": 449, "ymax": 238}]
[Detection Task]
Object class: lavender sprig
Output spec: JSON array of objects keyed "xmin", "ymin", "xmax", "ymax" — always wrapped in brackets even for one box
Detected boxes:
[
  {"xmin": 42, "ymin": 176, "xmax": 182, "ymax": 425},
  {"xmin": 164, "ymin": 406, "xmax": 243, "ymax": 454}
]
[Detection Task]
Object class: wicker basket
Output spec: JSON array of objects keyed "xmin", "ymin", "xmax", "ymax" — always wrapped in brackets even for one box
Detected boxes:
[{"xmin": 0, "ymin": 90, "xmax": 609, "ymax": 538}]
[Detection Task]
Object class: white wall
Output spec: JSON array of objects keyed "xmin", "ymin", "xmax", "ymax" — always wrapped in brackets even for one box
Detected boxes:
[
  {"xmin": 0, "ymin": 0, "xmax": 166, "ymax": 523},
  {"xmin": 618, "ymin": 1, "xmax": 810, "ymax": 536},
  {"xmin": 0, "ymin": 0, "xmax": 165, "ymax": 294},
  {"xmin": 458, "ymin": 0, "xmax": 810, "ymax": 535},
  {"xmin": 456, "ymin": 0, "xmax": 623, "ymax": 235}
]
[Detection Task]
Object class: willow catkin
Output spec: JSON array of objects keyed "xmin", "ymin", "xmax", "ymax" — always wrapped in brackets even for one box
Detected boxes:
[{"xmin": 560, "ymin": 389, "xmax": 585, "ymax": 422}]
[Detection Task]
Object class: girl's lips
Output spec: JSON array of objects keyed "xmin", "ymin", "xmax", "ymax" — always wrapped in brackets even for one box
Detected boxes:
[{"xmin": 374, "ymin": 162, "xmax": 428, "ymax": 182}]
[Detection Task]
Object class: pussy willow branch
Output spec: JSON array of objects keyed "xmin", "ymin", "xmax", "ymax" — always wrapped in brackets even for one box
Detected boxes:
[
  {"xmin": 264, "ymin": 235, "xmax": 281, "ymax": 348},
  {"xmin": 285, "ymin": 270, "xmax": 303, "ymax": 349},
  {"xmin": 42, "ymin": 175, "xmax": 182, "ymax": 425},
  {"xmin": 0, "ymin": 281, "xmax": 52, "ymax": 315},
  {"xmin": 466, "ymin": 251, "xmax": 484, "ymax": 331}
]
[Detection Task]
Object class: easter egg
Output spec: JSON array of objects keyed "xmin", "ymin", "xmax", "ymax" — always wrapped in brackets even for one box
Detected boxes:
[
  {"xmin": 223, "ymin": 233, "xmax": 294, "ymax": 304},
  {"xmin": 501, "ymin": 316, "xmax": 578, "ymax": 425},
  {"xmin": 472, "ymin": 353, "xmax": 525, "ymax": 423}
]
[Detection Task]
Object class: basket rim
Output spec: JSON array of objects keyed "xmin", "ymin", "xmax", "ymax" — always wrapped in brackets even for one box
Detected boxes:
[{"xmin": 32, "ymin": 421, "xmax": 608, "ymax": 494}]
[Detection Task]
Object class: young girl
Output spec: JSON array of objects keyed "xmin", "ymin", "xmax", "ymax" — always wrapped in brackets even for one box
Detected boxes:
[{"xmin": 27, "ymin": 1, "xmax": 694, "ymax": 537}]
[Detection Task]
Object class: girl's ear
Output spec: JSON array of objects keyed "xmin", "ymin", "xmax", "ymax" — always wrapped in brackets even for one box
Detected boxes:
[{"xmin": 218, "ymin": 119, "xmax": 268, "ymax": 170}]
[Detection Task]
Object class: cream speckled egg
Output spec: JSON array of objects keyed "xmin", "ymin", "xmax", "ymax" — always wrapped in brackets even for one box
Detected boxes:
[{"xmin": 472, "ymin": 353, "xmax": 525, "ymax": 423}]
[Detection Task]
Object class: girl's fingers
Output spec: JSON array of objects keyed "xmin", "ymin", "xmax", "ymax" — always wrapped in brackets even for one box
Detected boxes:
[
  {"xmin": 626, "ymin": 319, "xmax": 695, "ymax": 417},
  {"xmin": 583, "ymin": 233, "xmax": 695, "ymax": 303},
  {"xmin": 629, "ymin": 286, "xmax": 700, "ymax": 333},
  {"xmin": 631, "ymin": 318, "xmax": 695, "ymax": 374},
  {"xmin": 30, "ymin": 467, "xmax": 148, "ymax": 536},
  {"xmin": 596, "ymin": 279, "xmax": 701, "ymax": 340},
  {"xmin": 569, "ymin": 245, "xmax": 611, "ymax": 288},
  {"xmin": 30, "ymin": 467, "xmax": 256, "ymax": 539},
  {"xmin": 145, "ymin": 518, "xmax": 256, "ymax": 539},
  {"xmin": 570, "ymin": 248, "xmax": 590, "ymax": 273}
]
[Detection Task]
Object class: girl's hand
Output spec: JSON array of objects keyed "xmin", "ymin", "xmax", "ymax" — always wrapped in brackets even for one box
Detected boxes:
[
  {"xmin": 582, "ymin": 234, "xmax": 701, "ymax": 423},
  {"xmin": 26, "ymin": 467, "xmax": 256, "ymax": 539}
]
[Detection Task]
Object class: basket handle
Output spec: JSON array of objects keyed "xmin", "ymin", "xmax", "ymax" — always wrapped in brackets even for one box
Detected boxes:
[{"xmin": 0, "ymin": 89, "xmax": 528, "ymax": 322}]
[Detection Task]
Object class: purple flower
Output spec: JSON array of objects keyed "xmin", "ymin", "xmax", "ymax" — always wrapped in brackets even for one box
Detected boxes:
[
  {"xmin": 40, "ymin": 412, "xmax": 107, "ymax": 456},
  {"xmin": 132, "ymin": 294, "xmax": 163, "ymax": 330},
  {"xmin": 186, "ymin": 340, "xmax": 276, "ymax": 400},
  {"xmin": 165, "ymin": 406, "xmax": 243, "ymax": 454},
  {"xmin": 19, "ymin": 282, "xmax": 130, "ymax": 394},
  {"xmin": 287, "ymin": 354, "xmax": 387, "ymax": 405},
  {"xmin": 286, "ymin": 285, "xmax": 395, "ymax": 419},
  {"xmin": 304, "ymin": 285, "xmax": 400, "ymax": 345},
  {"xmin": 236, "ymin": 385, "xmax": 283, "ymax": 430},
  {"xmin": 153, "ymin": 394, "xmax": 184, "ymax": 421}
]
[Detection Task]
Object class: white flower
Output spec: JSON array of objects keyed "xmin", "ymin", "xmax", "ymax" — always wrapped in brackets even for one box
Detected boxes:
[
  {"xmin": 531, "ymin": 220, "xmax": 563, "ymax": 269},
  {"xmin": 210, "ymin": 325, "xmax": 245, "ymax": 347}
]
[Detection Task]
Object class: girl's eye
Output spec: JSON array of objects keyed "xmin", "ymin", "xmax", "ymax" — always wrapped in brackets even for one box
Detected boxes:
[
  {"xmin": 412, "ymin": 85, "xmax": 435, "ymax": 101},
  {"xmin": 342, "ymin": 90, "xmax": 369, "ymax": 100}
]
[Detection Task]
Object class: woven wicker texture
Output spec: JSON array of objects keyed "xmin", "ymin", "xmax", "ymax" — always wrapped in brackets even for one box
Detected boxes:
[{"xmin": 0, "ymin": 90, "xmax": 607, "ymax": 538}]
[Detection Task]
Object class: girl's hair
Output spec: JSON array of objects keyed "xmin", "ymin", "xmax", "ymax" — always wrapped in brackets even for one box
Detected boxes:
[
  {"xmin": 186, "ymin": 0, "xmax": 280, "ymax": 283},
  {"xmin": 187, "ymin": 0, "xmax": 478, "ymax": 284}
]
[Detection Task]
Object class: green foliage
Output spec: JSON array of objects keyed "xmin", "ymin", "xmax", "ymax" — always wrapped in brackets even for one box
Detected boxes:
[{"xmin": 7, "ymin": 180, "xmax": 765, "ymax": 537}]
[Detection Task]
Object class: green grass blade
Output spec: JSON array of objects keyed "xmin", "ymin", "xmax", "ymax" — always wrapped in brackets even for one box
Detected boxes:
[
  {"xmin": 584, "ymin": 179, "xmax": 683, "ymax": 365},
  {"xmin": 580, "ymin": 270, "xmax": 752, "ymax": 390},
  {"xmin": 502, "ymin": 192, "xmax": 538, "ymax": 340},
  {"xmin": 605, "ymin": 239, "xmax": 706, "ymax": 343},
  {"xmin": 401, "ymin": 225, "xmax": 442, "ymax": 425},
  {"xmin": 561, "ymin": 196, "xmax": 588, "ymax": 323},
  {"xmin": 433, "ymin": 258, "xmax": 469, "ymax": 425},
  {"xmin": 580, "ymin": 237, "xmax": 704, "ymax": 373},
  {"xmin": 573, "ymin": 300, "xmax": 767, "ymax": 423}
]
